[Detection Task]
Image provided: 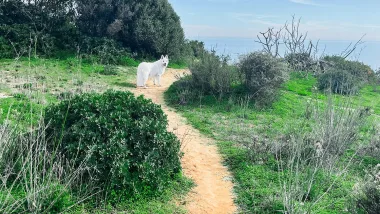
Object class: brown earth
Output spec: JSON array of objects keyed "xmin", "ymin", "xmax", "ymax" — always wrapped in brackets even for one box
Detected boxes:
[
  {"xmin": 130, "ymin": 69, "xmax": 237, "ymax": 214},
  {"xmin": 0, "ymin": 93, "xmax": 11, "ymax": 99}
]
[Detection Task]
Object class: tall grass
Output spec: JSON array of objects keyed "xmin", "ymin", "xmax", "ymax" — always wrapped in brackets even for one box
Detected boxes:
[
  {"xmin": 274, "ymin": 96, "xmax": 368, "ymax": 213},
  {"xmin": 0, "ymin": 114, "xmax": 94, "ymax": 213}
]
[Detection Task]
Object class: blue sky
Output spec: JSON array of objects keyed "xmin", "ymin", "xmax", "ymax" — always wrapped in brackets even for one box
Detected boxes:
[{"xmin": 168, "ymin": 0, "xmax": 380, "ymax": 41}]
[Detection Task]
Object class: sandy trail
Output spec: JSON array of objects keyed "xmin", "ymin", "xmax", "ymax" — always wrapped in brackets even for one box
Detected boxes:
[
  {"xmin": 0, "ymin": 93, "xmax": 11, "ymax": 99},
  {"xmin": 130, "ymin": 69, "xmax": 237, "ymax": 214}
]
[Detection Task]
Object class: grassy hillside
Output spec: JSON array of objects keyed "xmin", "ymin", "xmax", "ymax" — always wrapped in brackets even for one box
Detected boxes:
[
  {"xmin": 0, "ymin": 57, "xmax": 191, "ymax": 213},
  {"xmin": 0, "ymin": 58, "xmax": 135, "ymax": 123},
  {"xmin": 166, "ymin": 71, "xmax": 380, "ymax": 213}
]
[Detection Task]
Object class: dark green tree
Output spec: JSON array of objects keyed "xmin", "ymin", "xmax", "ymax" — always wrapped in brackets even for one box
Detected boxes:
[
  {"xmin": 0, "ymin": 0, "xmax": 78, "ymax": 57},
  {"xmin": 76, "ymin": 0, "xmax": 186, "ymax": 60}
]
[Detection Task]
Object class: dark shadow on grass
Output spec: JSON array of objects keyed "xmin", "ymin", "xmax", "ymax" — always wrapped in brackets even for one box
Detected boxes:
[{"xmin": 114, "ymin": 82, "xmax": 136, "ymax": 88}]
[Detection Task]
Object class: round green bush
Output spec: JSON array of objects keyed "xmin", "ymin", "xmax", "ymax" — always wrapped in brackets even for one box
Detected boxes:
[
  {"xmin": 44, "ymin": 90, "xmax": 181, "ymax": 195},
  {"xmin": 318, "ymin": 69, "xmax": 360, "ymax": 95}
]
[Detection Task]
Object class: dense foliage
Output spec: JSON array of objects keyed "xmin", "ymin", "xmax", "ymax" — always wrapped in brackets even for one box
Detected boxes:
[
  {"xmin": 168, "ymin": 51, "xmax": 289, "ymax": 108},
  {"xmin": 318, "ymin": 69, "xmax": 360, "ymax": 95},
  {"xmin": 323, "ymin": 56, "xmax": 373, "ymax": 82},
  {"xmin": 238, "ymin": 52, "xmax": 289, "ymax": 107},
  {"xmin": 76, "ymin": 0, "xmax": 186, "ymax": 60},
  {"xmin": 0, "ymin": 0, "xmax": 187, "ymax": 61},
  {"xmin": 0, "ymin": 0, "xmax": 78, "ymax": 58},
  {"xmin": 316, "ymin": 56, "xmax": 375, "ymax": 95},
  {"xmin": 285, "ymin": 52, "xmax": 314, "ymax": 71},
  {"xmin": 44, "ymin": 90, "xmax": 182, "ymax": 197},
  {"xmin": 190, "ymin": 51, "xmax": 237, "ymax": 97}
]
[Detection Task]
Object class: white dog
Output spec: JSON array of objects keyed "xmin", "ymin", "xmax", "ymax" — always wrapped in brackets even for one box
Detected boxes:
[{"xmin": 136, "ymin": 55, "xmax": 169, "ymax": 88}]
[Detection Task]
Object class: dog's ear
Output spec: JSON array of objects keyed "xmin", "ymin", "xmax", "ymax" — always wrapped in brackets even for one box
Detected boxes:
[
  {"xmin": 165, "ymin": 55, "xmax": 168, "ymax": 59},
  {"xmin": 161, "ymin": 55, "xmax": 164, "ymax": 59}
]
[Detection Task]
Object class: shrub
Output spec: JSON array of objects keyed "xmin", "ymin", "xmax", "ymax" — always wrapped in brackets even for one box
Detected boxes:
[
  {"xmin": 323, "ymin": 56, "xmax": 373, "ymax": 82},
  {"xmin": 238, "ymin": 52, "xmax": 289, "ymax": 107},
  {"xmin": 81, "ymin": 37, "xmax": 128, "ymax": 65},
  {"xmin": 285, "ymin": 52, "xmax": 314, "ymax": 71},
  {"xmin": 165, "ymin": 74, "xmax": 195, "ymax": 105},
  {"xmin": 360, "ymin": 125, "xmax": 380, "ymax": 159},
  {"xmin": 187, "ymin": 40, "xmax": 206, "ymax": 59},
  {"xmin": 318, "ymin": 69, "xmax": 360, "ymax": 95},
  {"xmin": 273, "ymin": 98, "xmax": 368, "ymax": 213},
  {"xmin": 350, "ymin": 165, "xmax": 380, "ymax": 214},
  {"xmin": 189, "ymin": 51, "xmax": 237, "ymax": 98},
  {"xmin": 99, "ymin": 65, "xmax": 118, "ymax": 75},
  {"xmin": 44, "ymin": 90, "xmax": 182, "ymax": 197}
]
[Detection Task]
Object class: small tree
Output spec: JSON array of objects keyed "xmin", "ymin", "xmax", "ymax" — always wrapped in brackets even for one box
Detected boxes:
[
  {"xmin": 238, "ymin": 52, "xmax": 289, "ymax": 107},
  {"xmin": 190, "ymin": 51, "xmax": 237, "ymax": 99}
]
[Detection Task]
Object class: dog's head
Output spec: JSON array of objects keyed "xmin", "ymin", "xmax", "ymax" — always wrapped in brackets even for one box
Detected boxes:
[{"xmin": 161, "ymin": 55, "xmax": 169, "ymax": 67}]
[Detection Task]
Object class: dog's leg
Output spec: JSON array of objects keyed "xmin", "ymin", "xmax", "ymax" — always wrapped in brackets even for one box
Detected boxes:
[{"xmin": 158, "ymin": 75, "xmax": 162, "ymax": 87}]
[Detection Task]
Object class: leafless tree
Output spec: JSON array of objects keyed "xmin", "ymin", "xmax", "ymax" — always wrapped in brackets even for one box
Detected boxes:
[
  {"xmin": 255, "ymin": 27, "xmax": 283, "ymax": 57},
  {"xmin": 283, "ymin": 15, "xmax": 314, "ymax": 56},
  {"xmin": 255, "ymin": 15, "xmax": 367, "ymax": 74}
]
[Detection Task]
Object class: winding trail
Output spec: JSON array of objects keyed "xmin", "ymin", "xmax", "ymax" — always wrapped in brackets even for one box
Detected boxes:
[{"xmin": 130, "ymin": 69, "xmax": 237, "ymax": 214}]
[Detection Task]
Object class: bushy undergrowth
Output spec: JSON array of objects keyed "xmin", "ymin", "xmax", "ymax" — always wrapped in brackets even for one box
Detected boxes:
[
  {"xmin": 323, "ymin": 56, "xmax": 373, "ymax": 82},
  {"xmin": 168, "ymin": 51, "xmax": 289, "ymax": 108},
  {"xmin": 166, "ymin": 51, "xmax": 237, "ymax": 105},
  {"xmin": 0, "ymin": 0, "xmax": 188, "ymax": 61},
  {"xmin": 238, "ymin": 52, "xmax": 289, "ymax": 107},
  {"xmin": 0, "ymin": 122, "xmax": 90, "ymax": 213},
  {"xmin": 318, "ymin": 68, "xmax": 360, "ymax": 95},
  {"xmin": 350, "ymin": 165, "xmax": 380, "ymax": 214},
  {"xmin": 318, "ymin": 56, "xmax": 374, "ymax": 95},
  {"xmin": 285, "ymin": 52, "xmax": 314, "ymax": 71},
  {"xmin": 44, "ymin": 90, "xmax": 182, "ymax": 199},
  {"xmin": 99, "ymin": 65, "xmax": 118, "ymax": 75},
  {"xmin": 190, "ymin": 51, "xmax": 237, "ymax": 98}
]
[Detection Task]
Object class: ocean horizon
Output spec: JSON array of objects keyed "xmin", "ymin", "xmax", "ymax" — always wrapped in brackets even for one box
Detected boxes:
[{"xmin": 190, "ymin": 37, "xmax": 380, "ymax": 70}]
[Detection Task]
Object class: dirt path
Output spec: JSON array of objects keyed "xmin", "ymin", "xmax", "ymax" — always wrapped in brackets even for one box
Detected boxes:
[
  {"xmin": 0, "ymin": 93, "xmax": 11, "ymax": 99},
  {"xmin": 130, "ymin": 69, "xmax": 237, "ymax": 214}
]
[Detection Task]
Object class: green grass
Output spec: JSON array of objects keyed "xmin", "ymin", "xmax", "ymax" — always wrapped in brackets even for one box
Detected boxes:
[
  {"xmin": 168, "ymin": 61, "xmax": 188, "ymax": 69},
  {"xmin": 0, "ymin": 57, "xmax": 138, "ymax": 121},
  {"xmin": 165, "ymin": 71, "xmax": 380, "ymax": 213},
  {"xmin": 0, "ymin": 96, "xmax": 44, "ymax": 126},
  {"xmin": 65, "ymin": 175, "xmax": 193, "ymax": 214}
]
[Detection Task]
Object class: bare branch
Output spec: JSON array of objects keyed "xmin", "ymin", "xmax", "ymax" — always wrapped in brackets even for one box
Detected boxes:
[
  {"xmin": 255, "ymin": 27, "xmax": 284, "ymax": 57},
  {"xmin": 341, "ymin": 34, "xmax": 366, "ymax": 59}
]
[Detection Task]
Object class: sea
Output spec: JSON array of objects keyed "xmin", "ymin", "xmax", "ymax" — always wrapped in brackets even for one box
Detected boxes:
[{"xmin": 190, "ymin": 37, "xmax": 380, "ymax": 70}]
